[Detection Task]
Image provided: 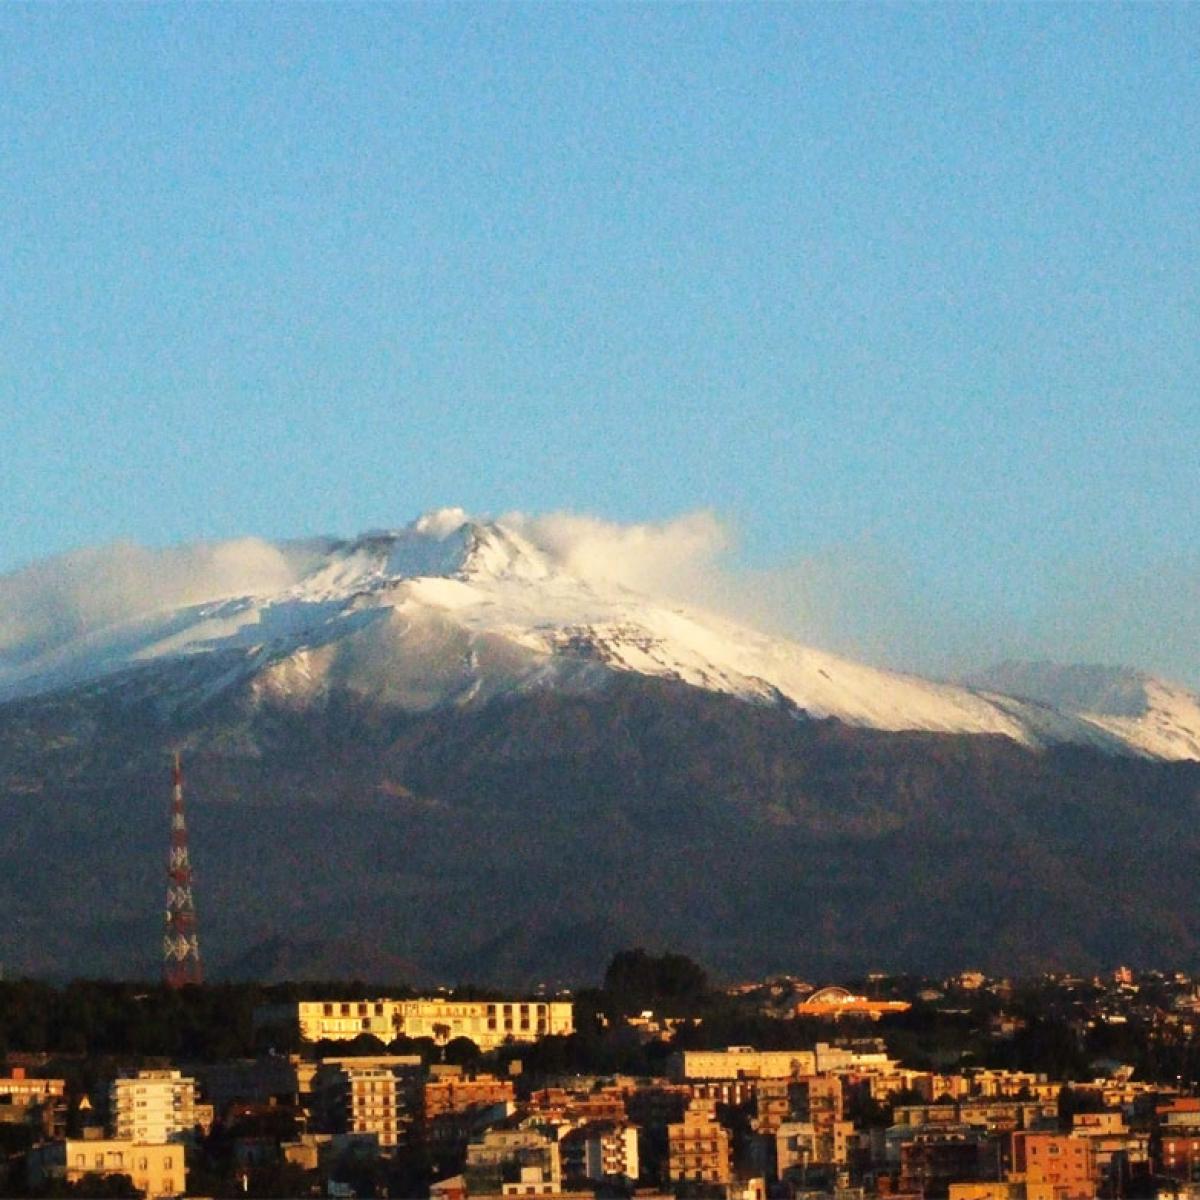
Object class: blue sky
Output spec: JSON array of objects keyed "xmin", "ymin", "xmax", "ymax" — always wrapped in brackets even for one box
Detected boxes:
[{"xmin": 2, "ymin": 4, "xmax": 1197, "ymax": 681}]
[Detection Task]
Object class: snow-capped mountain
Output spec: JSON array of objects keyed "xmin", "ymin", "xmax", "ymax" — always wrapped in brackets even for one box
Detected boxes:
[
  {"xmin": 2, "ymin": 509, "xmax": 1197, "ymax": 761},
  {"xmin": 967, "ymin": 662, "xmax": 1200, "ymax": 762}
]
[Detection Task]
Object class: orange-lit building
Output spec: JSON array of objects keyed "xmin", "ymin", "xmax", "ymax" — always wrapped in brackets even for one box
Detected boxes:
[
  {"xmin": 668, "ymin": 1099, "xmax": 732, "ymax": 1186},
  {"xmin": 422, "ymin": 1074, "xmax": 515, "ymax": 1121},
  {"xmin": 1009, "ymin": 1133, "xmax": 1097, "ymax": 1200},
  {"xmin": 795, "ymin": 987, "xmax": 911, "ymax": 1020},
  {"xmin": 1155, "ymin": 1098, "xmax": 1200, "ymax": 1182}
]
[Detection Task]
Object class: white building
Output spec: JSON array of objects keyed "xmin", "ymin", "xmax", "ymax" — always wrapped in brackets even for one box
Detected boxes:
[
  {"xmin": 277, "ymin": 997, "xmax": 573, "ymax": 1052},
  {"xmin": 109, "ymin": 1070, "xmax": 197, "ymax": 1144}
]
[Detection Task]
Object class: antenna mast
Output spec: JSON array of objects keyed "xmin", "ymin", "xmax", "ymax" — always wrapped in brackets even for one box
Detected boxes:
[{"xmin": 163, "ymin": 752, "xmax": 203, "ymax": 987}]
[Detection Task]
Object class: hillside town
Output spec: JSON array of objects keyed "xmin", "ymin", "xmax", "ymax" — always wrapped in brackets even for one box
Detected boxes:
[{"xmin": 4, "ymin": 962, "xmax": 1200, "ymax": 1199}]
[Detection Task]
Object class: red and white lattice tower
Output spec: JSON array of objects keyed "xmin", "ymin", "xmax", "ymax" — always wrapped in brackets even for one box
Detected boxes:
[{"xmin": 163, "ymin": 752, "xmax": 203, "ymax": 987}]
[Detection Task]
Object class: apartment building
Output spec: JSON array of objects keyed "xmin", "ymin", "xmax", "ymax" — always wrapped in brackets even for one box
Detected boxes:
[
  {"xmin": 561, "ymin": 1120, "xmax": 640, "ymax": 1184},
  {"xmin": 312, "ymin": 1061, "xmax": 411, "ymax": 1151},
  {"xmin": 464, "ymin": 1125, "xmax": 562, "ymax": 1196},
  {"xmin": 1009, "ymin": 1132, "xmax": 1098, "ymax": 1200},
  {"xmin": 668, "ymin": 1098, "xmax": 732, "ymax": 1185},
  {"xmin": 109, "ymin": 1070, "xmax": 197, "ymax": 1144}
]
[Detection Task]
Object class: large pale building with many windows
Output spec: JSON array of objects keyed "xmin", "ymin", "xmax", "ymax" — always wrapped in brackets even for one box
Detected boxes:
[
  {"xmin": 273, "ymin": 997, "xmax": 573, "ymax": 1051},
  {"xmin": 109, "ymin": 1070, "xmax": 198, "ymax": 1144}
]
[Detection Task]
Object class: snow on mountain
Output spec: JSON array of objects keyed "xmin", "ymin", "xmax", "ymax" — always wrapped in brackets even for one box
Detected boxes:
[
  {"xmin": 0, "ymin": 510, "xmax": 1196, "ymax": 760},
  {"xmin": 968, "ymin": 662, "xmax": 1200, "ymax": 762}
]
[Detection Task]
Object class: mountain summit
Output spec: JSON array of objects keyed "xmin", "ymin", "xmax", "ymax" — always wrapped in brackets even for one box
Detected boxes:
[
  {"xmin": 3, "ymin": 511, "xmax": 1200, "ymax": 981},
  {"xmin": 1, "ymin": 509, "xmax": 1197, "ymax": 761}
]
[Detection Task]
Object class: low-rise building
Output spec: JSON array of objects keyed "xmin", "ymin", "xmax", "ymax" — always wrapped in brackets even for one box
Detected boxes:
[
  {"xmin": 0, "ymin": 1067, "xmax": 66, "ymax": 1138},
  {"xmin": 263, "ymin": 997, "xmax": 573, "ymax": 1051},
  {"xmin": 670, "ymin": 1047, "xmax": 818, "ymax": 1082},
  {"xmin": 424, "ymin": 1073, "xmax": 516, "ymax": 1121},
  {"xmin": 894, "ymin": 1101, "xmax": 1058, "ymax": 1135},
  {"xmin": 28, "ymin": 1137, "xmax": 186, "ymax": 1199}
]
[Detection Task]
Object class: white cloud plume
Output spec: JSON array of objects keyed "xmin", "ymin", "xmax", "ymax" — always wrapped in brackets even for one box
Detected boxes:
[
  {"xmin": 3, "ymin": 510, "xmax": 1197, "ymax": 696},
  {"xmin": 504, "ymin": 509, "xmax": 731, "ymax": 598},
  {"xmin": 504, "ymin": 510, "xmax": 1200, "ymax": 691},
  {"xmin": 0, "ymin": 538, "xmax": 307, "ymax": 668}
]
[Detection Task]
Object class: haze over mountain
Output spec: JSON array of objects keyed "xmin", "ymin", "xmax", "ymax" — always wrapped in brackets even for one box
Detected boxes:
[{"xmin": 3, "ymin": 510, "xmax": 1200, "ymax": 984}]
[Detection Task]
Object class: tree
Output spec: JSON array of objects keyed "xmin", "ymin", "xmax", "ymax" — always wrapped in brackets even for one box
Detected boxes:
[
  {"xmin": 602, "ymin": 949, "xmax": 710, "ymax": 1016},
  {"xmin": 443, "ymin": 1036, "xmax": 481, "ymax": 1067}
]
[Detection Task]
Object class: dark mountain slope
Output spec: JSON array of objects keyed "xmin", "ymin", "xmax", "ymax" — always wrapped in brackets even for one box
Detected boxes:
[{"xmin": 1, "ymin": 675, "xmax": 1197, "ymax": 984}]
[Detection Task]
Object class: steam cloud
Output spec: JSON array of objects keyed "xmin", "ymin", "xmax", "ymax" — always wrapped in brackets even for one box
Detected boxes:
[
  {"xmin": 1, "ymin": 510, "xmax": 1197, "ymax": 693},
  {"xmin": 507, "ymin": 510, "xmax": 1200, "ymax": 690},
  {"xmin": 0, "ymin": 538, "xmax": 310, "ymax": 669},
  {"xmin": 506, "ymin": 510, "xmax": 730, "ymax": 598}
]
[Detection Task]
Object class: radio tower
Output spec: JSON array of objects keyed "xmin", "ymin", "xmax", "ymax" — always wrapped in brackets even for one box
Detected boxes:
[{"xmin": 163, "ymin": 752, "xmax": 203, "ymax": 988}]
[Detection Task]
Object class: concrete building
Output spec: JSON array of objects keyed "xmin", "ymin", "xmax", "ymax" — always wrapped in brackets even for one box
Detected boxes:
[
  {"xmin": 424, "ymin": 1073, "xmax": 517, "ymax": 1121},
  {"xmin": 0, "ymin": 1067, "xmax": 66, "ymax": 1138},
  {"xmin": 776, "ymin": 1118, "xmax": 856, "ymax": 1179},
  {"xmin": 28, "ymin": 1137, "xmax": 186, "ymax": 1198},
  {"xmin": 267, "ymin": 997, "xmax": 573, "ymax": 1051},
  {"xmin": 670, "ymin": 1047, "xmax": 818, "ymax": 1081},
  {"xmin": 1009, "ymin": 1133, "xmax": 1097, "ymax": 1200},
  {"xmin": 464, "ymin": 1125, "xmax": 562, "ymax": 1196},
  {"xmin": 894, "ymin": 1101, "xmax": 1059, "ymax": 1135},
  {"xmin": 561, "ymin": 1120, "xmax": 639, "ymax": 1184},
  {"xmin": 312, "ymin": 1061, "xmax": 413, "ymax": 1151},
  {"xmin": 1156, "ymin": 1098, "xmax": 1200, "ymax": 1181},
  {"xmin": 0, "ymin": 1067, "xmax": 65, "ymax": 1107},
  {"xmin": 668, "ymin": 1098, "xmax": 732, "ymax": 1186},
  {"xmin": 898, "ymin": 1125, "xmax": 995, "ymax": 1198},
  {"xmin": 109, "ymin": 1070, "xmax": 198, "ymax": 1144},
  {"xmin": 1072, "ymin": 1111, "xmax": 1150, "ymax": 1191},
  {"xmin": 526, "ymin": 1085, "xmax": 627, "ymax": 1125}
]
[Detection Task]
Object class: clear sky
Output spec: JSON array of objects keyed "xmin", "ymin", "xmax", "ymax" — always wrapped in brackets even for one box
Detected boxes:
[{"xmin": 2, "ymin": 3, "xmax": 1197, "ymax": 682}]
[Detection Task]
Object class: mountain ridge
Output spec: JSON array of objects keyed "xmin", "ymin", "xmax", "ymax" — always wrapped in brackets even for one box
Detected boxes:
[
  {"xmin": 2, "ymin": 670, "xmax": 1198, "ymax": 983},
  {"xmin": 1, "ymin": 509, "xmax": 1197, "ymax": 761}
]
